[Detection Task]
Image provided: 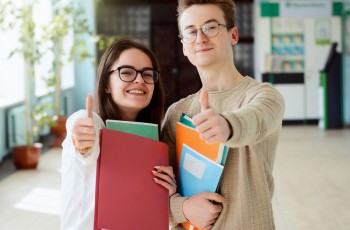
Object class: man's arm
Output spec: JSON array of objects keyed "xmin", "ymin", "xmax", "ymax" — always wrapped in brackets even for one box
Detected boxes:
[{"xmin": 193, "ymin": 85, "xmax": 285, "ymax": 148}]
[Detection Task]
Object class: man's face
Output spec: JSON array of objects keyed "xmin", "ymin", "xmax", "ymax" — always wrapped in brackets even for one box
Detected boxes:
[{"xmin": 179, "ymin": 4, "xmax": 238, "ymax": 68}]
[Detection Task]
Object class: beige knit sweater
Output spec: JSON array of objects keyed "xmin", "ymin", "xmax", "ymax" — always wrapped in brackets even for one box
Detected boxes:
[{"xmin": 161, "ymin": 77, "xmax": 285, "ymax": 230}]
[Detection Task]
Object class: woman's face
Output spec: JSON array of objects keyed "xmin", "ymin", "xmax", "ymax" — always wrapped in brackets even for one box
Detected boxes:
[{"xmin": 106, "ymin": 48, "xmax": 155, "ymax": 120}]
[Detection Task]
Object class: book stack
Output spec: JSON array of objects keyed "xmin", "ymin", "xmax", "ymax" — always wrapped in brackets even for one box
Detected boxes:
[
  {"xmin": 94, "ymin": 120, "xmax": 169, "ymax": 230},
  {"xmin": 176, "ymin": 113, "xmax": 228, "ymax": 230}
]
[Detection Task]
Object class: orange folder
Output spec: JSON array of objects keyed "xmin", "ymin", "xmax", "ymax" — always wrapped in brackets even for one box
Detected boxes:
[
  {"xmin": 175, "ymin": 122, "xmax": 225, "ymax": 173},
  {"xmin": 94, "ymin": 128, "xmax": 169, "ymax": 230}
]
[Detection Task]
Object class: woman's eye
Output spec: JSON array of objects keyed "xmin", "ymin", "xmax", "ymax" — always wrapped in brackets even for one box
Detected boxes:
[
  {"xmin": 143, "ymin": 72, "xmax": 153, "ymax": 78},
  {"xmin": 120, "ymin": 71, "xmax": 133, "ymax": 76}
]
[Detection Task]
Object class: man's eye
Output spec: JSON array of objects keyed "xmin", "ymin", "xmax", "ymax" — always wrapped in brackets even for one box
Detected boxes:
[
  {"xmin": 185, "ymin": 29, "xmax": 197, "ymax": 35},
  {"xmin": 204, "ymin": 25, "xmax": 216, "ymax": 31}
]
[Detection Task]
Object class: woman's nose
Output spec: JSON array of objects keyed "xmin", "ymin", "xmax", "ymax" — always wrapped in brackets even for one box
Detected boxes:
[{"xmin": 133, "ymin": 72, "xmax": 145, "ymax": 84}]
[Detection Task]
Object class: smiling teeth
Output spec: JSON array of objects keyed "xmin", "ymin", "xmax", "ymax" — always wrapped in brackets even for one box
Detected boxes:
[{"xmin": 128, "ymin": 90, "xmax": 145, "ymax": 94}]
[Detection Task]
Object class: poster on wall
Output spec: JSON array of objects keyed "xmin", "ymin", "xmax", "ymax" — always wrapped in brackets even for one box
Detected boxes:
[
  {"xmin": 346, "ymin": 16, "xmax": 350, "ymax": 54},
  {"xmin": 270, "ymin": 18, "xmax": 305, "ymax": 72},
  {"xmin": 315, "ymin": 18, "xmax": 331, "ymax": 45}
]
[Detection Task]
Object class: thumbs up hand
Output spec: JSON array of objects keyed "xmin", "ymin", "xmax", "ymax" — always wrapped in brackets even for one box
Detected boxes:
[
  {"xmin": 71, "ymin": 94, "xmax": 96, "ymax": 155},
  {"xmin": 86, "ymin": 93, "xmax": 93, "ymax": 118},
  {"xmin": 200, "ymin": 88, "xmax": 209, "ymax": 112},
  {"xmin": 192, "ymin": 89, "xmax": 233, "ymax": 144}
]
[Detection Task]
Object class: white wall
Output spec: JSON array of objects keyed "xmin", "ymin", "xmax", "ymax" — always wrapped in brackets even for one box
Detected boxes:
[
  {"xmin": 344, "ymin": 2, "xmax": 350, "ymax": 125},
  {"xmin": 304, "ymin": 17, "xmax": 341, "ymax": 119},
  {"xmin": 254, "ymin": 3, "xmax": 342, "ymax": 121},
  {"xmin": 254, "ymin": 13, "xmax": 270, "ymax": 83}
]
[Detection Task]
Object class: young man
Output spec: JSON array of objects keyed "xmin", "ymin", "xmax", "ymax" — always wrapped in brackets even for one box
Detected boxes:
[{"xmin": 161, "ymin": 0, "xmax": 285, "ymax": 229}]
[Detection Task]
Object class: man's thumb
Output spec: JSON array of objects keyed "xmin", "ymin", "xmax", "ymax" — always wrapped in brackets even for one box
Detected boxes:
[
  {"xmin": 203, "ymin": 192, "xmax": 224, "ymax": 203},
  {"xmin": 86, "ymin": 93, "xmax": 93, "ymax": 118},
  {"xmin": 200, "ymin": 89, "xmax": 209, "ymax": 112}
]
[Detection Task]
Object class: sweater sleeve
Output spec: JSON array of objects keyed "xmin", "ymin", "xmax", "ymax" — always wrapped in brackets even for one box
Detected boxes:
[
  {"xmin": 62, "ymin": 110, "xmax": 105, "ymax": 165},
  {"xmin": 222, "ymin": 83, "xmax": 285, "ymax": 147}
]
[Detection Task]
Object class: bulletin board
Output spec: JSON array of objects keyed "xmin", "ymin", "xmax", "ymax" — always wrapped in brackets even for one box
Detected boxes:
[{"xmin": 271, "ymin": 18, "xmax": 305, "ymax": 72}]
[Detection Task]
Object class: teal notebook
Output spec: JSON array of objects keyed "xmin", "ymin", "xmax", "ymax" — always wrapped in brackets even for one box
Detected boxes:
[
  {"xmin": 106, "ymin": 120, "xmax": 159, "ymax": 141},
  {"xmin": 179, "ymin": 113, "xmax": 196, "ymax": 129}
]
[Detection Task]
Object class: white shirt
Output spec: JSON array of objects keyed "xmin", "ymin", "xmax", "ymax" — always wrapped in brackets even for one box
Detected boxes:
[{"xmin": 61, "ymin": 110, "xmax": 105, "ymax": 230}]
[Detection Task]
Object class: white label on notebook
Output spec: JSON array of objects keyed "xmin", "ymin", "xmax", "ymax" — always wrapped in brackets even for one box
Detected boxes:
[{"xmin": 183, "ymin": 152, "xmax": 206, "ymax": 179}]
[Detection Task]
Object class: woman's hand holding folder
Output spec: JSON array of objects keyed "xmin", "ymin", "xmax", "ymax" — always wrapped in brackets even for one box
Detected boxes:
[{"xmin": 152, "ymin": 165, "xmax": 177, "ymax": 196}]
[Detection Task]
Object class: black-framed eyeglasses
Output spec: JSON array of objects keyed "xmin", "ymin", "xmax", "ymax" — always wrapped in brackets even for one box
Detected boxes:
[
  {"xmin": 109, "ymin": 65, "xmax": 159, "ymax": 84},
  {"xmin": 178, "ymin": 22, "xmax": 229, "ymax": 44}
]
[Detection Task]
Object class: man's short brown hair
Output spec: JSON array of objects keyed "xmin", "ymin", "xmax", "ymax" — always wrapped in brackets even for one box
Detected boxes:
[{"xmin": 177, "ymin": 0, "xmax": 236, "ymax": 29}]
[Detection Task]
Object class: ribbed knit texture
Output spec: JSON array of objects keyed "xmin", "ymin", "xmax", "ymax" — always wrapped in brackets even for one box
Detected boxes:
[{"xmin": 161, "ymin": 77, "xmax": 285, "ymax": 230}]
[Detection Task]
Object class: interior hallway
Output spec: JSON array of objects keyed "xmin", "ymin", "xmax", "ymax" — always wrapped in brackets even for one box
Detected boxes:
[{"xmin": 0, "ymin": 125, "xmax": 349, "ymax": 230}]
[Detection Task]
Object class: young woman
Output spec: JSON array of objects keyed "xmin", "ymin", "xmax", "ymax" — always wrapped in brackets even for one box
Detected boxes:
[{"xmin": 61, "ymin": 38, "xmax": 176, "ymax": 229}]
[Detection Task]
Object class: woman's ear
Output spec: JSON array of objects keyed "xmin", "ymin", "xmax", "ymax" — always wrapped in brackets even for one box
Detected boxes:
[
  {"xmin": 182, "ymin": 45, "xmax": 187, "ymax": 57},
  {"xmin": 105, "ymin": 85, "xmax": 111, "ymax": 93}
]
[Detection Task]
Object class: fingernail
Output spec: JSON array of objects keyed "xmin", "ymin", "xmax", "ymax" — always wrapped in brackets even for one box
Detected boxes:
[
  {"xmin": 154, "ymin": 166, "xmax": 160, "ymax": 169},
  {"xmin": 152, "ymin": 170, "xmax": 157, "ymax": 174}
]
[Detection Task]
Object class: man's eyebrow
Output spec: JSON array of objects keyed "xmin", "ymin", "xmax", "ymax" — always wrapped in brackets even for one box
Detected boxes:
[{"xmin": 182, "ymin": 19, "xmax": 219, "ymax": 30}]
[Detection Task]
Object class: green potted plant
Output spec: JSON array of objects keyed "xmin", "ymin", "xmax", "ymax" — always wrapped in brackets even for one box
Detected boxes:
[
  {"xmin": 0, "ymin": 1, "xmax": 46, "ymax": 169},
  {"xmin": 41, "ymin": 0, "xmax": 93, "ymax": 147}
]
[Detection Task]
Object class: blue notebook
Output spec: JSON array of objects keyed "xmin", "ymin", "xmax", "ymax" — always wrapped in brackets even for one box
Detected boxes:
[{"xmin": 179, "ymin": 144, "xmax": 224, "ymax": 197}]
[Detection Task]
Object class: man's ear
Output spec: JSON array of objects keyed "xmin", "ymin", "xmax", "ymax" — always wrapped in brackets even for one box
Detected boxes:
[
  {"xmin": 230, "ymin": 27, "xmax": 239, "ymax": 45},
  {"xmin": 182, "ymin": 44, "xmax": 187, "ymax": 56}
]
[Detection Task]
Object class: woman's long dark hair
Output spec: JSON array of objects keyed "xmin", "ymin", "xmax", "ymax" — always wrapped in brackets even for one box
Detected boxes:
[{"xmin": 96, "ymin": 38, "xmax": 165, "ymax": 130}]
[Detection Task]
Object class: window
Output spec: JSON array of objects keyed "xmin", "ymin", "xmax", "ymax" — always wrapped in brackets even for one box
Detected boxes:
[{"xmin": 0, "ymin": 0, "xmax": 75, "ymax": 107}]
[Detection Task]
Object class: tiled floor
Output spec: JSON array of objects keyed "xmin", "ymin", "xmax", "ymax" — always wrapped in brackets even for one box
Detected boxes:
[
  {"xmin": 272, "ymin": 126, "xmax": 350, "ymax": 230},
  {"xmin": 0, "ymin": 147, "xmax": 61, "ymax": 230},
  {"xmin": 0, "ymin": 126, "xmax": 349, "ymax": 230}
]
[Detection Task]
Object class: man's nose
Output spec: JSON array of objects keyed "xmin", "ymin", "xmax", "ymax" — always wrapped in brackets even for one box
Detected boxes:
[{"xmin": 196, "ymin": 29, "xmax": 208, "ymax": 43}]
